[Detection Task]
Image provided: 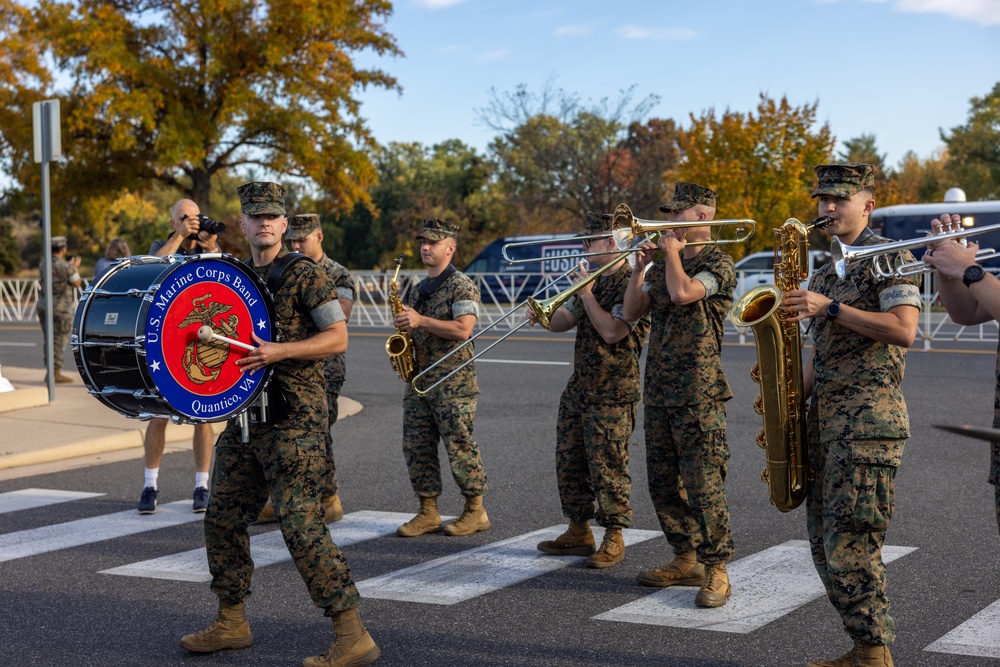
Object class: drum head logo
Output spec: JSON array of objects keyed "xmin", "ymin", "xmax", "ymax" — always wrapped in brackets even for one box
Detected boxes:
[{"xmin": 145, "ymin": 258, "xmax": 273, "ymax": 421}]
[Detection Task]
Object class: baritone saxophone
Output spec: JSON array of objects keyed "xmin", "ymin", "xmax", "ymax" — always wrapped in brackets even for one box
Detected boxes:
[
  {"xmin": 385, "ymin": 255, "xmax": 416, "ymax": 382},
  {"xmin": 729, "ymin": 217, "xmax": 831, "ymax": 512}
]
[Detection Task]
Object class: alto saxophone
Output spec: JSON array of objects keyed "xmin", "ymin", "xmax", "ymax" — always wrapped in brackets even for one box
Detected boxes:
[
  {"xmin": 729, "ymin": 217, "xmax": 831, "ymax": 512},
  {"xmin": 385, "ymin": 255, "xmax": 416, "ymax": 382}
]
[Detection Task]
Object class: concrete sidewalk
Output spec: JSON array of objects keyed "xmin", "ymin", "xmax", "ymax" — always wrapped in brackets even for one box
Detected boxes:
[{"xmin": 0, "ymin": 366, "xmax": 362, "ymax": 477}]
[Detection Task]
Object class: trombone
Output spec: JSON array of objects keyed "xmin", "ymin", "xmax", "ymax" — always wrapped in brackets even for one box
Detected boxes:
[
  {"xmin": 501, "ymin": 204, "xmax": 756, "ymax": 265},
  {"xmin": 410, "ymin": 265, "xmax": 581, "ymax": 396},
  {"xmin": 831, "ymin": 221, "xmax": 1000, "ymax": 280}
]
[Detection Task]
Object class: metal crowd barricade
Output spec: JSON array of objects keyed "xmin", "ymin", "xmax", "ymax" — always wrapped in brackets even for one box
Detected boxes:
[{"xmin": 2, "ymin": 272, "xmax": 997, "ymax": 346}]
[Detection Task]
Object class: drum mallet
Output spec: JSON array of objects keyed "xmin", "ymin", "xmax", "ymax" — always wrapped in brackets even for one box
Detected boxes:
[{"xmin": 198, "ymin": 325, "xmax": 256, "ymax": 352}]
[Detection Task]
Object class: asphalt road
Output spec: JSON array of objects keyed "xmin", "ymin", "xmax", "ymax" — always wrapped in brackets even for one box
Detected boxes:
[{"xmin": 1, "ymin": 328, "xmax": 998, "ymax": 667}]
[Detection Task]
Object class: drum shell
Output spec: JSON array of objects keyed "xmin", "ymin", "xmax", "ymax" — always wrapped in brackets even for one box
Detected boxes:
[{"xmin": 72, "ymin": 255, "xmax": 274, "ymax": 423}]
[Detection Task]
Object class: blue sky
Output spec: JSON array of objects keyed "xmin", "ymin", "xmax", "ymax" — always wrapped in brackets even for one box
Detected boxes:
[{"xmin": 356, "ymin": 0, "xmax": 1000, "ymax": 171}]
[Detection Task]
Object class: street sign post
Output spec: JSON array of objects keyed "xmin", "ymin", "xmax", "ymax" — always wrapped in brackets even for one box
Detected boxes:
[{"xmin": 33, "ymin": 99, "xmax": 62, "ymax": 401}]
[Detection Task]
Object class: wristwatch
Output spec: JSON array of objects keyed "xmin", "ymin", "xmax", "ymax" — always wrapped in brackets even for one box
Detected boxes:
[
  {"xmin": 963, "ymin": 265, "xmax": 986, "ymax": 288},
  {"xmin": 825, "ymin": 300, "xmax": 841, "ymax": 321}
]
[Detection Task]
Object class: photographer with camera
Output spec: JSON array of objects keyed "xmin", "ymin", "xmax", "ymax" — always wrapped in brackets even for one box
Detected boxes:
[{"xmin": 137, "ymin": 198, "xmax": 223, "ymax": 515}]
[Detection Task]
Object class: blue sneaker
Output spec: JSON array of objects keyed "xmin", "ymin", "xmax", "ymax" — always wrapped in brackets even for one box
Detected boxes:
[
  {"xmin": 192, "ymin": 487, "xmax": 209, "ymax": 513},
  {"xmin": 138, "ymin": 487, "xmax": 158, "ymax": 514}
]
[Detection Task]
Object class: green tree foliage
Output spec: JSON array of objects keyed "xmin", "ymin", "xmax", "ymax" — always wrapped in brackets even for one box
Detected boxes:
[
  {"xmin": 672, "ymin": 95, "xmax": 835, "ymax": 257},
  {"xmin": 0, "ymin": 0, "xmax": 401, "ymax": 239},
  {"xmin": 0, "ymin": 217, "xmax": 20, "ymax": 275},
  {"xmin": 480, "ymin": 81, "xmax": 676, "ymax": 233},
  {"xmin": 329, "ymin": 140, "xmax": 502, "ymax": 270},
  {"xmin": 941, "ymin": 81, "xmax": 1000, "ymax": 200}
]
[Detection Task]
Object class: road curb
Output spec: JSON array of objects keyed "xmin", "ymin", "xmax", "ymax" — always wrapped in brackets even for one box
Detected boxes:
[{"xmin": 0, "ymin": 385, "xmax": 49, "ymax": 415}]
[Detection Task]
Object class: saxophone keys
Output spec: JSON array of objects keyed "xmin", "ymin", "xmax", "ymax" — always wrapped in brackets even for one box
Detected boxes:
[
  {"xmin": 753, "ymin": 394, "xmax": 764, "ymax": 415},
  {"xmin": 750, "ymin": 362, "xmax": 761, "ymax": 384},
  {"xmin": 760, "ymin": 468, "xmax": 770, "ymax": 483},
  {"xmin": 755, "ymin": 428, "xmax": 767, "ymax": 449}
]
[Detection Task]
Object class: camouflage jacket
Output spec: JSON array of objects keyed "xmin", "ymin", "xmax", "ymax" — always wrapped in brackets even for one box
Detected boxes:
[
  {"xmin": 563, "ymin": 265, "xmax": 650, "ymax": 405},
  {"xmin": 405, "ymin": 268, "xmax": 480, "ymax": 398},
  {"xmin": 246, "ymin": 247, "xmax": 345, "ymax": 434},
  {"xmin": 319, "ymin": 254, "xmax": 356, "ymax": 386},
  {"xmin": 643, "ymin": 245, "xmax": 736, "ymax": 407},
  {"xmin": 808, "ymin": 231, "xmax": 921, "ymax": 448},
  {"xmin": 37, "ymin": 255, "xmax": 79, "ymax": 315}
]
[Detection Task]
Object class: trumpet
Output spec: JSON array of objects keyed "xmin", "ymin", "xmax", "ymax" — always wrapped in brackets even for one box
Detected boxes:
[
  {"xmin": 501, "ymin": 204, "xmax": 756, "ymax": 265},
  {"xmin": 832, "ymin": 221, "xmax": 1000, "ymax": 280},
  {"xmin": 410, "ymin": 265, "xmax": 581, "ymax": 396}
]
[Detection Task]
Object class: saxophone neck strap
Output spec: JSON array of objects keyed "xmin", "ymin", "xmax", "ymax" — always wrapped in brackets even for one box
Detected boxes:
[
  {"xmin": 415, "ymin": 264, "xmax": 456, "ymax": 310},
  {"xmin": 264, "ymin": 252, "xmax": 311, "ymax": 295}
]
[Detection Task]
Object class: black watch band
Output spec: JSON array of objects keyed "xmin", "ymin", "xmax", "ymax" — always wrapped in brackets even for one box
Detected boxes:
[
  {"xmin": 825, "ymin": 300, "xmax": 841, "ymax": 321},
  {"xmin": 963, "ymin": 265, "xmax": 986, "ymax": 288}
]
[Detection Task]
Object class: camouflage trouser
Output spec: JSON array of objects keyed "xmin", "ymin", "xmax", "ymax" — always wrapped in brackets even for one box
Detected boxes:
[
  {"xmin": 37, "ymin": 308, "xmax": 72, "ymax": 372},
  {"xmin": 321, "ymin": 353, "xmax": 344, "ymax": 497},
  {"xmin": 806, "ymin": 436, "xmax": 902, "ymax": 646},
  {"xmin": 991, "ymin": 442, "xmax": 1000, "ymax": 536},
  {"xmin": 644, "ymin": 403, "xmax": 734, "ymax": 565},
  {"xmin": 402, "ymin": 391, "xmax": 486, "ymax": 498},
  {"xmin": 205, "ymin": 425, "xmax": 360, "ymax": 614},
  {"xmin": 554, "ymin": 393, "xmax": 635, "ymax": 528}
]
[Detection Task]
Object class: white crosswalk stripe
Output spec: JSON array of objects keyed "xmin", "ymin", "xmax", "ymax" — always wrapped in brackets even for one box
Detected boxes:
[
  {"xmin": 594, "ymin": 539, "xmax": 918, "ymax": 633},
  {"xmin": 6, "ymin": 490, "xmax": 1000, "ymax": 658},
  {"xmin": 356, "ymin": 525, "xmax": 661, "ymax": 605},
  {"xmin": 99, "ymin": 510, "xmax": 423, "ymax": 582},
  {"xmin": 0, "ymin": 488, "xmax": 104, "ymax": 514},
  {"xmin": 0, "ymin": 500, "xmax": 202, "ymax": 563},
  {"xmin": 926, "ymin": 599, "xmax": 1000, "ymax": 658}
]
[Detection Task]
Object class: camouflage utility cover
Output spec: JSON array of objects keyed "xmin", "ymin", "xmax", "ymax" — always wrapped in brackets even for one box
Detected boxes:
[
  {"xmin": 562, "ymin": 266, "xmax": 650, "ymax": 405},
  {"xmin": 659, "ymin": 182, "xmax": 718, "ymax": 212},
  {"xmin": 237, "ymin": 181, "xmax": 288, "ymax": 216},
  {"xmin": 405, "ymin": 270, "xmax": 480, "ymax": 397},
  {"xmin": 286, "ymin": 213, "xmax": 321, "ymax": 240},
  {"xmin": 811, "ymin": 162, "xmax": 876, "ymax": 199},
  {"xmin": 642, "ymin": 245, "xmax": 736, "ymax": 406},
  {"xmin": 807, "ymin": 233, "xmax": 921, "ymax": 449},
  {"xmin": 416, "ymin": 218, "xmax": 460, "ymax": 241}
]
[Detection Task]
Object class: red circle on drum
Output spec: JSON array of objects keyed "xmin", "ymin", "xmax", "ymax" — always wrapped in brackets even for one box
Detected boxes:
[{"xmin": 161, "ymin": 282, "xmax": 253, "ymax": 396}]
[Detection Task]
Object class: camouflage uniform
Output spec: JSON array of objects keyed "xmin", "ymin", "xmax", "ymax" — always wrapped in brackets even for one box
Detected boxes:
[
  {"xmin": 642, "ymin": 244, "xmax": 736, "ymax": 565},
  {"xmin": 556, "ymin": 265, "xmax": 649, "ymax": 529},
  {"xmin": 805, "ymin": 232, "xmax": 921, "ymax": 645},
  {"xmin": 37, "ymin": 249, "xmax": 79, "ymax": 374},
  {"xmin": 402, "ymin": 268, "xmax": 487, "ymax": 499},
  {"xmin": 203, "ymin": 238, "xmax": 360, "ymax": 615},
  {"xmin": 318, "ymin": 254, "xmax": 356, "ymax": 498}
]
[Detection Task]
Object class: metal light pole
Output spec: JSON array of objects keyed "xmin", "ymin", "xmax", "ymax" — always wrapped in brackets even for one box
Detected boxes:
[{"xmin": 33, "ymin": 99, "xmax": 62, "ymax": 402}]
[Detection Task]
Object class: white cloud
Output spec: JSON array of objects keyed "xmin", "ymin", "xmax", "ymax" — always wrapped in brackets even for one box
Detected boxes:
[
  {"xmin": 553, "ymin": 24, "xmax": 592, "ymax": 36},
  {"xmin": 476, "ymin": 49, "xmax": 510, "ymax": 61},
  {"xmin": 615, "ymin": 24, "xmax": 699, "ymax": 41},
  {"xmin": 412, "ymin": 0, "xmax": 467, "ymax": 9},
  {"xmin": 893, "ymin": 0, "xmax": 1000, "ymax": 25}
]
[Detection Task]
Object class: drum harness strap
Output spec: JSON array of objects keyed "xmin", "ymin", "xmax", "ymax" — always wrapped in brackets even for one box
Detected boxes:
[{"xmin": 239, "ymin": 251, "xmax": 313, "ymax": 440}]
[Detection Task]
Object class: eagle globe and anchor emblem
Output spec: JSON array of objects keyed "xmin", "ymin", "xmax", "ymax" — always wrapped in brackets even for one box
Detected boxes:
[{"xmin": 143, "ymin": 256, "xmax": 275, "ymax": 422}]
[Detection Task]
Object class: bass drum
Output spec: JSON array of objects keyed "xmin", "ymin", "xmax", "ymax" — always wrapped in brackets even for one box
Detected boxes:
[{"xmin": 72, "ymin": 253, "xmax": 276, "ymax": 423}]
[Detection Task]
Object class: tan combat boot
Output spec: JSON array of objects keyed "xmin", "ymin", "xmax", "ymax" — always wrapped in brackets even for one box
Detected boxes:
[
  {"xmin": 443, "ymin": 495, "xmax": 490, "ymax": 536},
  {"xmin": 397, "ymin": 496, "xmax": 442, "ymax": 537},
  {"xmin": 322, "ymin": 494, "xmax": 344, "ymax": 522},
  {"xmin": 255, "ymin": 498, "xmax": 278, "ymax": 524},
  {"xmin": 637, "ymin": 550, "xmax": 706, "ymax": 587},
  {"xmin": 586, "ymin": 527, "xmax": 625, "ymax": 568},
  {"xmin": 54, "ymin": 371, "xmax": 74, "ymax": 384},
  {"xmin": 855, "ymin": 642, "xmax": 894, "ymax": 667},
  {"xmin": 695, "ymin": 562, "xmax": 732, "ymax": 607},
  {"xmin": 302, "ymin": 607, "xmax": 380, "ymax": 667},
  {"xmin": 179, "ymin": 602, "xmax": 253, "ymax": 653},
  {"xmin": 537, "ymin": 520, "xmax": 596, "ymax": 556}
]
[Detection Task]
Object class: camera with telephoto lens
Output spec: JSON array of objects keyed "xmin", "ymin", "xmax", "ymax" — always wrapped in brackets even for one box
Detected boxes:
[{"xmin": 187, "ymin": 214, "xmax": 225, "ymax": 240}]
